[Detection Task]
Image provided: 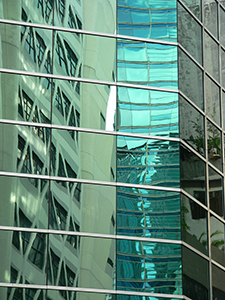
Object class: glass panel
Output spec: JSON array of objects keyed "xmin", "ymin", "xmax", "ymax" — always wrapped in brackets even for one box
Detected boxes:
[
  {"xmin": 117, "ymin": 239, "xmax": 182, "ymax": 294},
  {"xmin": 48, "ymin": 235, "xmax": 116, "ymax": 291},
  {"xmin": 49, "ymin": 181, "xmax": 116, "ymax": 235},
  {"xmin": 204, "ymin": 31, "xmax": 219, "ymax": 82},
  {"xmin": 208, "ymin": 165, "xmax": 223, "ymax": 217},
  {"xmin": 181, "ymin": 0, "xmax": 201, "ymax": 20},
  {"xmin": 52, "ymin": 80, "xmax": 116, "ymax": 131},
  {"xmin": 51, "ymin": 129, "xmax": 116, "ymax": 182},
  {"xmin": 0, "ymin": 72, "xmax": 51, "ymax": 122},
  {"xmin": 117, "ymin": 0, "xmax": 177, "ymax": 41},
  {"xmin": 0, "ymin": 123, "xmax": 50, "ymax": 175},
  {"xmin": 117, "ymin": 186, "xmax": 181, "ymax": 240},
  {"xmin": 0, "ymin": 175, "xmax": 48, "ymax": 229},
  {"xmin": 0, "ymin": 230, "xmax": 47, "ymax": 284},
  {"xmin": 178, "ymin": 48, "xmax": 204, "ymax": 110},
  {"xmin": 179, "ymin": 95, "xmax": 205, "ymax": 155},
  {"xmin": 207, "ymin": 120, "xmax": 222, "ymax": 171},
  {"xmin": 182, "ymin": 246, "xmax": 209, "ymax": 300},
  {"xmin": 205, "ymin": 75, "xmax": 221, "ymax": 126},
  {"xmin": 221, "ymin": 48, "xmax": 225, "ymax": 89},
  {"xmin": 4, "ymin": 286, "xmax": 44, "ymax": 300},
  {"xmin": 178, "ymin": 3, "xmax": 202, "ymax": 64},
  {"xmin": 220, "ymin": 6, "xmax": 225, "ymax": 47},
  {"xmin": 212, "ymin": 263, "xmax": 225, "ymax": 299},
  {"xmin": 210, "ymin": 215, "xmax": 225, "ymax": 266},
  {"xmin": 223, "ymin": 92, "xmax": 225, "ymax": 130},
  {"xmin": 117, "ymin": 39, "xmax": 178, "ymax": 89},
  {"xmin": 117, "ymin": 87, "xmax": 179, "ymax": 137},
  {"xmin": 54, "ymin": 30, "xmax": 116, "ymax": 82},
  {"xmin": 204, "ymin": 0, "xmax": 218, "ymax": 38},
  {"xmin": 117, "ymin": 136, "xmax": 180, "ymax": 188},
  {"xmin": 181, "ymin": 195, "xmax": 208, "ymax": 255},
  {"xmin": 180, "ymin": 144, "xmax": 206, "ymax": 205}
]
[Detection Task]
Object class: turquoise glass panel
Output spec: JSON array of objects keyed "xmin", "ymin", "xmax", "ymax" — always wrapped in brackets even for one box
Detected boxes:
[
  {"xmin": 117, "ymin": 186, "xmax": 181, "ymax": 240},
  {"xmin": 117, "ymin": 136, "xmax": 180, "ymax": 188},
  {"xmin": 117, "ymin": 0, "xmax": 177, "ymax": 41},
  {"xmin": 117, "ymin": 40, "xmax": 178, "ymax": 89},
  {"xmin": 117, "ymin": 239, "xmax": 182, "ymax": 294},
  {"xmin": 117, "ymin": 87, "xmax": 179, "ymax": 137}
]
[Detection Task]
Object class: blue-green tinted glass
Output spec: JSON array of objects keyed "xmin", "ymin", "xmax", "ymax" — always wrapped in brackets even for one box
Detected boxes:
[
  {"xmin": 117, "ymin": 187, "xmax": 181, "ymax": 240},
  {"xmin": 117, "ymin": 239, "xmax": 182, "ymax": 294},
  {"xmin": 210, "ymin": 214, "xmax": 225, "ymax": 267},
  {"xmin": 117, "ymin": 87, "xmax": 179, "ymax": 137},
  {"xmin": 117, "ymin": 40, "xmax": 178, "ymax": 89},
  {"xmin": 117, "ymin": 136, "xmax": 180, "ymax": 188},
  {"xmin": 117, "ymin": 0, "xmax": 177, "ymax": 41}
]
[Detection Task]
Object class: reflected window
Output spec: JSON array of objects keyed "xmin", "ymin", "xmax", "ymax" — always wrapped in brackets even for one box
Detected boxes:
[
  {"xmin": 58, "ymin": 154, "xmax": 67, "ymax": 185},
  {"xmin": 25, "ymin": 27, "xmax": 36, "ymax": 62},
  {"xmin": 54, "ymin": 88, "xmax": 64, "ymax": 115},
  {"xmin": 43, "ymin": 51, "xmax": 52, "ymax": 90},
  {"xmin": 58, "ymin": 0, "xmax": 65, "ymax": 23},
  {"xmin": 62, "ymin": 92, "xmax": 71, "ymax": 119},
  {"xmin": 19, "ymin": 209, "xmax": 32, "ymax": 254},
  {"xmin": 66, "ymin": 218, "xmax": 80, "ymax": 249},
  {"xmin": 75, "ymin": 64, "xmax": 82, "ymax": 94},
  {"xmin": 68, "ymin": 6, "xmax": 79, "ymax": 36},
  {"xmin": 76, "ymin": 15, "xmax": 82, "ymax": 30},
  {"xmin": 21, "ymin": 9, "xmax": 28, "ymax": 40},
  {"xmin": 45, "ymin": 0, "xmax": 53, "ymax": 22},
  {"xmin": 34, "ymin": 0, "xmax": 44, "ymax": 16},
  {"xmin": 32, "ymin": 152, "xmax": 43, "ymax": 187},
  {"xmin": 51, "ymin": 143, "xmax": 56, "ymax": 175},
  {"xmin": 74, "ymin": 183, "xmax": 81, "ymax": 202},
  {"xmin": 65, "ymin": 41, "xmax": 78, "ymax": 77},
  {"xmin": 22, "ymin": 91, "xmax": 33, "ymax": 121},
  {"xmin": 40, "ymin": 111, "xmax": 51, "ymax": 143},
  {"xmin": 28, "ymin": 233, "xmax": 46, "ymax": 269},
  {"xmin": 17, "ymin": 135, "xmax": 26, "ymax": 166},
  {"xmin": 69, "ymin": 108, "xmax": 75, "ymax": 139},
  {"xmin": 36, "ymin": 33, "xmax": 46, "ymax": 66},
  {"xmin": 54, "ymin": 197, "xmax": 67, "ymax": 230},
  {"xmin": 59, "ymin": 263, "xmax": 67, "ymax": 298},
  {"xmin": 66, "ymin": 265, "xmax": 75, "ymax": 287},
  {"xmin": 32, "ymin": 107, "xmax": 45, "ymax": 142},
  {"xmin": 22, "ymin": 146, "xmax": 32, "ymax": 174},
  {"xmin": 56, "ymin": 36, "xmax": 68, "ymax": 74},
  {"xmin": 50, "ymin": 249, "xmax": 60, "ymax": 284}
]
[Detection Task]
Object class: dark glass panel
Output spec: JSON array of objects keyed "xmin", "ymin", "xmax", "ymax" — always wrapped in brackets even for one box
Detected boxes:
[
  {"xmin": 182, "ymin": 246, "xmax": 209, "ymax": 300},
  {"xmin": 117, "ymin": 136, "xmax": 180, "ymax": 188},
  {"xmin": 210, "ymin": 215, "xmax": 225, "ymax": 266},
  {"xmin": 212, "ymin": 264, "xmax": 225, "ymax": 299},
  {"xmin": 178, "ymin": 3, "xmax": 202, "ymax": 64},
  {"xmin": 49, "ymin": 181, "xmax": 116, "ymax": 235},
  {"xmin": 117, "ymin": 87, "xmax": 179, "ymax": 137},
  {"xmin": 178, "ymin": 48, "xmax": 203, "ymax": 110},
  {"xmin": 204, "ymin": 31, "xmax": 219, "ymax": 82},
  {"xmin": 181, "ymin": 195, "xmax": 208, "ymax": 255},
  {"xmin": 205, "ymin": 75, "xmax": 221, "ymax": 126},
  {"xmin": 117, "ymin": 0, "xmax": 177, "ymax": 41},
  {"xmin": 52, "ymin": 129, "xmax": 116, "ymax": 182},
  {"xmin": 117, "ymin": 39, "xmax": 178, "ymax": 89},
  {"xmin": 207, "ymin": 121, "xmax": 222, "ymax": 172},
  {"xmin": 179, "ymin": 95, "xmax": 205, "ymax": 155},
  {"xmin": 117, "ymin": 186, "xmax": 181, "ymax": 240},
  {"xmin": 117, "ymin": 239, "xmax": 182, "ymax": 294},
  {"xmin": 208, "ymin": 165, "xmax": 223, "ymax": 217}
]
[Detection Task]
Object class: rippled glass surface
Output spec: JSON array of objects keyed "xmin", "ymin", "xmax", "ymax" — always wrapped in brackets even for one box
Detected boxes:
[
  {"xmin": 117, "ymin": 40, "xmax": 178, "ymax": 89},
  {"xmin": 181, "ymin": 194, "xmax": 208, "ymax": 255},
  {"xmin": 117, "ymin": 136, "xmax": 180, "ymax": 187},
  {"xmin": 212, "ymin": 264, "xmax": 225, "ymax": 299},
  {"xmin": 117, "ymin": 186, "xmax": 181, "ymax": 240},
  {"xmin": 182, "ymin": 247, "xmax": 209, "ymax": 299},
  {"xmin": 117, "ymin": 0, "xmax": 177, "ymax": 41},
  {"xmin": 117, "ymin": 87, "xmax": 179, "ymax": 137},
  {"xmin": 117, "ymin": 239, "xmax": 182, "ymax": 294},
  {"xmin": 178, "ymin": 49, "xmax": 203, "ymax": 110},
  {"xmin": 210, "ymin": 215, "xmax": 225, "ymax": 267},
  {"xmin": 178, "ymin": 3, "xmax": 202, "ymax": 64}
]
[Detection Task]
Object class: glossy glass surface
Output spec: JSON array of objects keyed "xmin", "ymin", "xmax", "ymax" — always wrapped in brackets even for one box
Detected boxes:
[
  {"xmin": 220, "ymin": 6, "xmax": 225, "ymax": 47},
  {"xmin": 212, "ymin": 264, "xmax": 225, "ymax": 299},
  {"xmin": 117, "ymin": 0, "xmax": 177, "ymax": 41},
  {"xmin": 221, "ymin": 49, "xmax": 225, "ymax": 89},
  {"xmin": 204, "ymin": 31, "xmax": 219, "ymax": 82},
  {"xmin": 210, "ymin": 215, "xmax": 225, "ymax": 266},
  {"xmin": 204, "ymin": 0, "xmax": 218, "ymax": 39},
  {"xmin": 52, "ymin": 129, "xmax": 116, "ymax": 182},
  {"xmin": 207, "ymin": 120, "xmax": 222, "ymax": 172},
  {"xmin": 117, "ymin": 239, "xmax": 182, "ymax": 294},
  {"xmin": 178, "ymin": 3, "xmax": 202, "ymax": 64},
  {"xmin": 205, "ymin": 75, "xmax": 221, "ymax": 126},
  {"xmin": 117, "ymin": 40, "xmax": 178, "ymax": 89},
  {"xmin": 5, "ymin": 287, "xmax": 44, "ymax": 300},
  {"xmin": 181, "ymin": 195, "xmax": 208, "ymax": 255},
  {"xmin": 180, "ymin": 0, "xmax": 202, "ymax": 20},
  {"xmin": 117, "ymin": 186, "xmax": 181, "ymax": 240},
  {"xmin": 208, "ymin": 165, "xmax": 223, "ymax": 217},
  {"xmin": 182, "ymin": 247, "xmax": 209, "ymax": 300},
  {"xmin": 180, "ymin": 144, "xmax": 206, "ymax": 206},
  {"xmin": 179, "ymin": 96, "xmax": 205, "ymax": 155},
  {"xmin": 117, "ymin": 87, "xmax": 179, "ymax": 137},
  {"xmin": 117, "ymin": 136, "xmax": 180, "ymax": 187},
  {"xmin": 178, "ymin": 49, "xmax": 204, "ymax": 110}
]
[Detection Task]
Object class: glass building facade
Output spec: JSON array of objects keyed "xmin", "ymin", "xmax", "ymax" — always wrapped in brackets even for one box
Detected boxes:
[{"xmin": 0, "ymin": 0, "xmax": 225, "ymax": 299}]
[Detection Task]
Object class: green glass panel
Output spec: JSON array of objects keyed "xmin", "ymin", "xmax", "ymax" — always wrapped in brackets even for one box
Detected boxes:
[
  {"xmin": 117, "ymin": 87, "xmax": 179, "ymax": 137},
  {"xmin": 117, "ymin": 186, "xmax": 181, "ymax": 240},
  {"xmin": 205, "ymin": 75, "xmax": 221, "ymax": 126},
  {"xmin": 212, "ymin": 263, "xmax": 225, "ymax": 299},
  {"xmin": 117, "ymin": 0, "xmax": 177, "ymax": 41},
  {"xmin": 117, "ymin": 40, "xmax": 178, "ymax": 89},
  {"xmin": 207, "ymin": 120, "xmax": 222, "ymax": 172},
  {"xmin": 208, "ymin": 165, "xmax": 223, "ymax": 217},
  {"xmin": 204, "ymin": 31, "xmax": 219, "ymax": 82},
  {"xmin": 180, "ymin": 0, "xmax": 202, "ymax": 20},
  {"xmin": 117, "ymin": 136, "xmax": 180, "ymax": 188},
  {"xmin": 117, "ymin": 239, "xmax": 182, "ymax": 294},
  {"xmin": 210, "ymin": 215, "xmax": 225, "ymax": 267}
]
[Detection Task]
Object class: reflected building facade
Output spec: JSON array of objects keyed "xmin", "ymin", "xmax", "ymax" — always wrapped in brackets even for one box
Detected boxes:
[{"xmin": 0, "ymin": 0, "xmax": 225, "ymax": 300}]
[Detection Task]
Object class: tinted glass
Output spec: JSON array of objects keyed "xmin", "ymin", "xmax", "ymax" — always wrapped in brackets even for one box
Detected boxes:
[{"xmin": 210, "ymin": 215, "xmax": 225, "ymax": 266}]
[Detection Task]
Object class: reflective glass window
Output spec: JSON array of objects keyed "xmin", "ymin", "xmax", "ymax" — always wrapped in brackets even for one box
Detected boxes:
[
  {"xmin": 204, "ymin": 31, "xmax": 219, "ymax": 82},
  {"xmin": 180, "ymin": 0, "xmax": 202, "ymax": 20},
  {"xmin": 210, "ymin": 215, "xmax": 225, "ymax": 266},
  {"xmin": 207, "ymin": 121, "xmax": 222, "ymax": 172},
  {"xmin": 208, "ymin": 165, "xmax": 223, "ymax": 217},
  {"xmin": 205, "ymin": 75, "xmax": 221, "ymax": 126},
  {"xmin": 212, "ymin": 263, "xmax": 225, "ymax": 299},
  {"xmin": 204, "ymin": 0, "xmax": 218, "ymax": 39}
]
